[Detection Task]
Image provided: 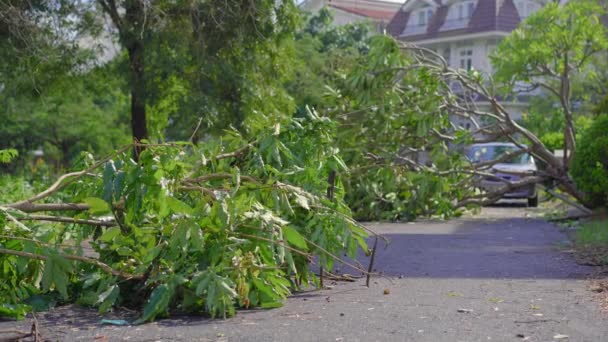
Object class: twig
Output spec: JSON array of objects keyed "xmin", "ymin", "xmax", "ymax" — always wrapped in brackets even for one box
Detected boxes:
[
  {"xmin": 4, "ymin": 203, "xmax": 91, "ymax": 213},
  {"xmin": 543, "ymin": 186, "xmax": 592, "ymax": 215},
  {"xmin": 0, "ymin": 248, "xmax": 142, "ymax": 280},
  {"xmin": 16, "ymin": 214, "xmax": 116, "ymax": 227},
  {"xmin": 514, "ymin": 319, "xmax": 561, "ymax": 324},
  {"xmin": 321, "ymin": 271, "xmax": 360, "ymax": 282},
  {"xmin": 366, "ymin": 236, "xmax": 378, "ymax": 287},
  {"xmin": 186, "ymin": 141, "xmax": 258, "ymax": 178},
  {"xmin": 301, "ymin": 236, "xmax": 372, "ymax": 276},
  {"xmin": 320, "ymin": 266, "xmax": 324, "ymax": 289},
  {"xmin": 187, "ymin": 172, "xmax": 260, "ymax": 185},
  {"xmin": 31, "ymin": 312, "xmax": 42, "ymax": 342},
  {"xmin": 0, "ymin": 235, "xmax": 75, "ymax": 249},
  {"xmin": 189, "ymin": 117, "xmax": 204, "ymax": 143},
  {"xmin": 0, "ymin": 208, "xmax": 32, "ymax": 231},
  {"xmin": 7, "ymin": 144, "xmax": 132, "ymax": 210},
  {"xmin": 310, "ymin": 204, "xmax": 388, "ymax": 243},
  {"xmin": 235, "ymin": 233, "xmax": 312, "ymax": 258}
]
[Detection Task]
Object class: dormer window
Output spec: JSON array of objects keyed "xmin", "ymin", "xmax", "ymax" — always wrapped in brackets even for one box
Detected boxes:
[
  {"xmin": 515, "ymin": 0, "xmax": 540, "ymax": 20},
  {"xmin": 441, "ymin": 0, "xmax": 477, "ymax": 31},
  {"xmin": 418, "ymin": 8, "xmax": 433, "ymax": 26},
  {"xmin": 402, "ymin": 6, "xmax": 434, "ymax": 36}
]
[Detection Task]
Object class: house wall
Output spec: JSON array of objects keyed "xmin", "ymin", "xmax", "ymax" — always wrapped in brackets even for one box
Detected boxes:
[
  {"xmin": 424, "ymin": 37, "xmax": 499, "ymax": 74},
  {"xmin": 331, "ymin": 9, "xmax": 370, "ymax": 26}
]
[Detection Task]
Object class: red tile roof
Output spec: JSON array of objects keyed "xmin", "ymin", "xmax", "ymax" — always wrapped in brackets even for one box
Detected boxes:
[{"xmin": 329, "ymin": 4, "xmax": 399, "ymax": 21}]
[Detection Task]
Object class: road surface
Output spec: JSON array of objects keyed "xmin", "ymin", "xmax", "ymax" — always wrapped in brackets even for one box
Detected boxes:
[{"xmin": 1, "ymin": 206, "xmax": 606, "ymax": 341}]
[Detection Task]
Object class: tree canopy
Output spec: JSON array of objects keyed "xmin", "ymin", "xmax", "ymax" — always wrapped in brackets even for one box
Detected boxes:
[{"xmin": 491, "ymin": 0, "xmax": 608, "ymax": 168}]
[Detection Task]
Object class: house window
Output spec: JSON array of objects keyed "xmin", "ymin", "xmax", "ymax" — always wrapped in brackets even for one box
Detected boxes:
[
  {"xmin": 402, "ymin": 7, "xmax": 434, "ymax": 35},
  {"xmin": 418, "ymin": 10, "xmax": 426, "ymax": 25},
  {"xmin": 441, "ymin": 1, "xmax": 476, "ymax": 31},
  {"xmin": 413, "ymin": 7, "xmax": 433, "ymax": 26},
  {"xmin": 515, "ymin": 0, "xmax": 540, "ymax": 20},
  {"xmin": 458, "ymin": 48, "xmax": 473, "ymax": 70},
  {"xmin": 457, "ymin": 2, "xmax": 475, "ymax": 19}
]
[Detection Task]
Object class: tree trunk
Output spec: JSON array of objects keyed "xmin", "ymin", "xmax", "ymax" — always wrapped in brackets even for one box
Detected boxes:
[
  {"xmin": 123, "ymin": 0, "xmax": 147, "ymax": 161},
  {"xmin": 560, "ymin": 56, "xmax": 575, "ymax": 171},
  {"xmin": 127, "ymin": 40, "xmax": 147, "ymax": 160}
]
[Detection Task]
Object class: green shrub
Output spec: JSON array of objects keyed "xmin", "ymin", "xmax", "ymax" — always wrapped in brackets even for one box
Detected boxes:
[
  {"xmin": 571, "ymin": 115, "xmax": 608, "ymax": 208},
  {"xmin": 540, "ymin": 132, "xmax": 564, "ymax": 151}
]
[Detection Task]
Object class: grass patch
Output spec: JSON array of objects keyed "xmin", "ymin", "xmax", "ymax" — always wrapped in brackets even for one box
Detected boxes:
[
  {"xmin": 574, "ymin": 219, "xmax": 608, "ymax": 266},
  {"xmin": 577, "ymin": 220, "xmax": 608, "ymax": 245}
]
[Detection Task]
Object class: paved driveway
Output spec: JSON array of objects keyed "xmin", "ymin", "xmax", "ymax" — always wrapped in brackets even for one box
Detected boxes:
[{"xmin": 2, "ymin": 207, "xmax": 606, "ymax": 341}]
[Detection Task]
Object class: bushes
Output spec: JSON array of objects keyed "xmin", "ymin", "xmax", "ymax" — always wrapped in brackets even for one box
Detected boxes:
[{"xmin": 571, "ymin": 115, "xmax": 608, "ymax": 208}]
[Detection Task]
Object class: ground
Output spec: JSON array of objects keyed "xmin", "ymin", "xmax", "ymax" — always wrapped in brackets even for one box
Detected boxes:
[{"xmin": 1, "ymin": 204, "xmax": 607, "ymax": 341}]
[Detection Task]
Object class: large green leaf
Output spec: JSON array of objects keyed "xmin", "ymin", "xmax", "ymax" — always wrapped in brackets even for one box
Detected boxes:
[
  {"xmin": 167, "ymin": 197, "xmax": 194, "ymax": 215},
  {"xmin": 83, "ymin": 197, "xmax": 111, "ymax": 215},
  {"xmin": 135, "ymin": 284, "xmax": 174, "ymax": 324},
  {"xmin": 282, "ymin": 226, "xmax": 308, "ymax": 251}
]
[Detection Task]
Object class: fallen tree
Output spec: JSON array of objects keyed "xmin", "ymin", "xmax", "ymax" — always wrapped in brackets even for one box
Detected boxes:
[
  {"xmin": 325, "ymin": 1, "xmax": 606, "ymax": 217},
  {"xmin": 0, "ymin": 112, "xmax": 376, "ymax": 321}
]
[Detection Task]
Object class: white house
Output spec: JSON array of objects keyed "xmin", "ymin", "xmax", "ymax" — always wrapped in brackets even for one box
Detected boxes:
[
  {"xmin": 300, "ymin": 0, "xmax": 402, "ymax": 32},
  {"xmin": 387, "ymin": 0, "xmax": 551, "ymax": 128}
]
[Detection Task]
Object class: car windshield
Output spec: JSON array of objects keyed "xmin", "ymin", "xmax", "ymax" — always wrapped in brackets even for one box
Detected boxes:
[{"xmin": 468, "ymin": 145, "xmax": 531, "ymax": 164}]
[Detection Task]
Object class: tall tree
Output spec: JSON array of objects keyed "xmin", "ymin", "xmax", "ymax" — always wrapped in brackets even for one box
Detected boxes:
[
  {"xmin": 491, "ymin": 0, "xmax": 608, "ymax": 170},
  {"xmin": 95, "ymin": 0, "xmax": 298, "ymax": 158}
]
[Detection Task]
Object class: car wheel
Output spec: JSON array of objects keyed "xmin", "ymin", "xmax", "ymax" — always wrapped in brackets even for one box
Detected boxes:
[{"xmin": 527, "ymin": 195, "xmax": 538, "ymax": 207}]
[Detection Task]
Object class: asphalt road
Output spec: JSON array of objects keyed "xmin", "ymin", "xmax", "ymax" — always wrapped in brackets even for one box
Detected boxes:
[{"xmin": 2, "ymin": 206, "xmax": 606, "ymax": 341}]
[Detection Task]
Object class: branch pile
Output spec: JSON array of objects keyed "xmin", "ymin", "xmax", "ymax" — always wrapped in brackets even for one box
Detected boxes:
[{"xmin": 0, "ymin": 112, "xmax": 373, "ymax": 321}]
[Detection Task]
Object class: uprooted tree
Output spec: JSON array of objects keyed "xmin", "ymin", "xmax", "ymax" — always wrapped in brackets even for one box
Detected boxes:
[
  {"xmin": 326, "ymin": 0, "xmax": 606, "ymax": 217},
  {"xmin": 458, "ymin": 0, "xmax": 606, "ymax": 208}
]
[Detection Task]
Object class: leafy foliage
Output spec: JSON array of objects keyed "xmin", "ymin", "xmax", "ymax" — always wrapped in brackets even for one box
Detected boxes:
[
  {"xmin": 288, "ymin": 12, "xmax": 472, "ymax": 220},
  {"xmin": 571, "ymin": 115, "xmax": 608, "ymax": 208},
  {"xmin": 287, "ymin": 8, "xmax": 372, "ymax": 115},
  {"xmin": 489, "ymin": 0, "xmax": 608, "ymax": 205},
  {"xmin": 0, "ymin": 149, "xmax": 18, "ymax": 164},
  {"xmin": 0, "ymin": 113, "xmax": 369, "ymax": 321},
  {"xmin": 0, "ymin": 64, "xmax": 130, "ymax": 167},
  {"xmin": 492, "ymin": 1, "xmax": 607, "ymax": 89},
  {"xmin": 321, "ymin": 36, "xmax": 472, "ymax": 220}
]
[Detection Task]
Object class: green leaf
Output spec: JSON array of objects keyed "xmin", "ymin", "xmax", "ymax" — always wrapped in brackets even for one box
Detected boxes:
[
  {"xmin": 83, "ymin": 197, "xmax": 111, "ymax": 215},
  {"xmin": 136, "ymin": 283, "xmax": 174, "ymax": 324},
  {"xmin": 99, "ymin": 227, "xmax": 121, "ymax": 242},
  {"xmin": 167, "ymin": 197, "xmax": 194, "ymax": 215},
  {"xmin": 97, "ymin": 285, "xmax": 119, "ymax": 314},
  {"xmin": 41, "ymin": 254, "xmax": 71, "ymax": 299},
  {"xmin": 252, "ymin": 278, "xmax": 276, "ymax": 300},
  {"xmin": 282, "ymin": 226, "xmax": 308, "ymax": 251}
]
